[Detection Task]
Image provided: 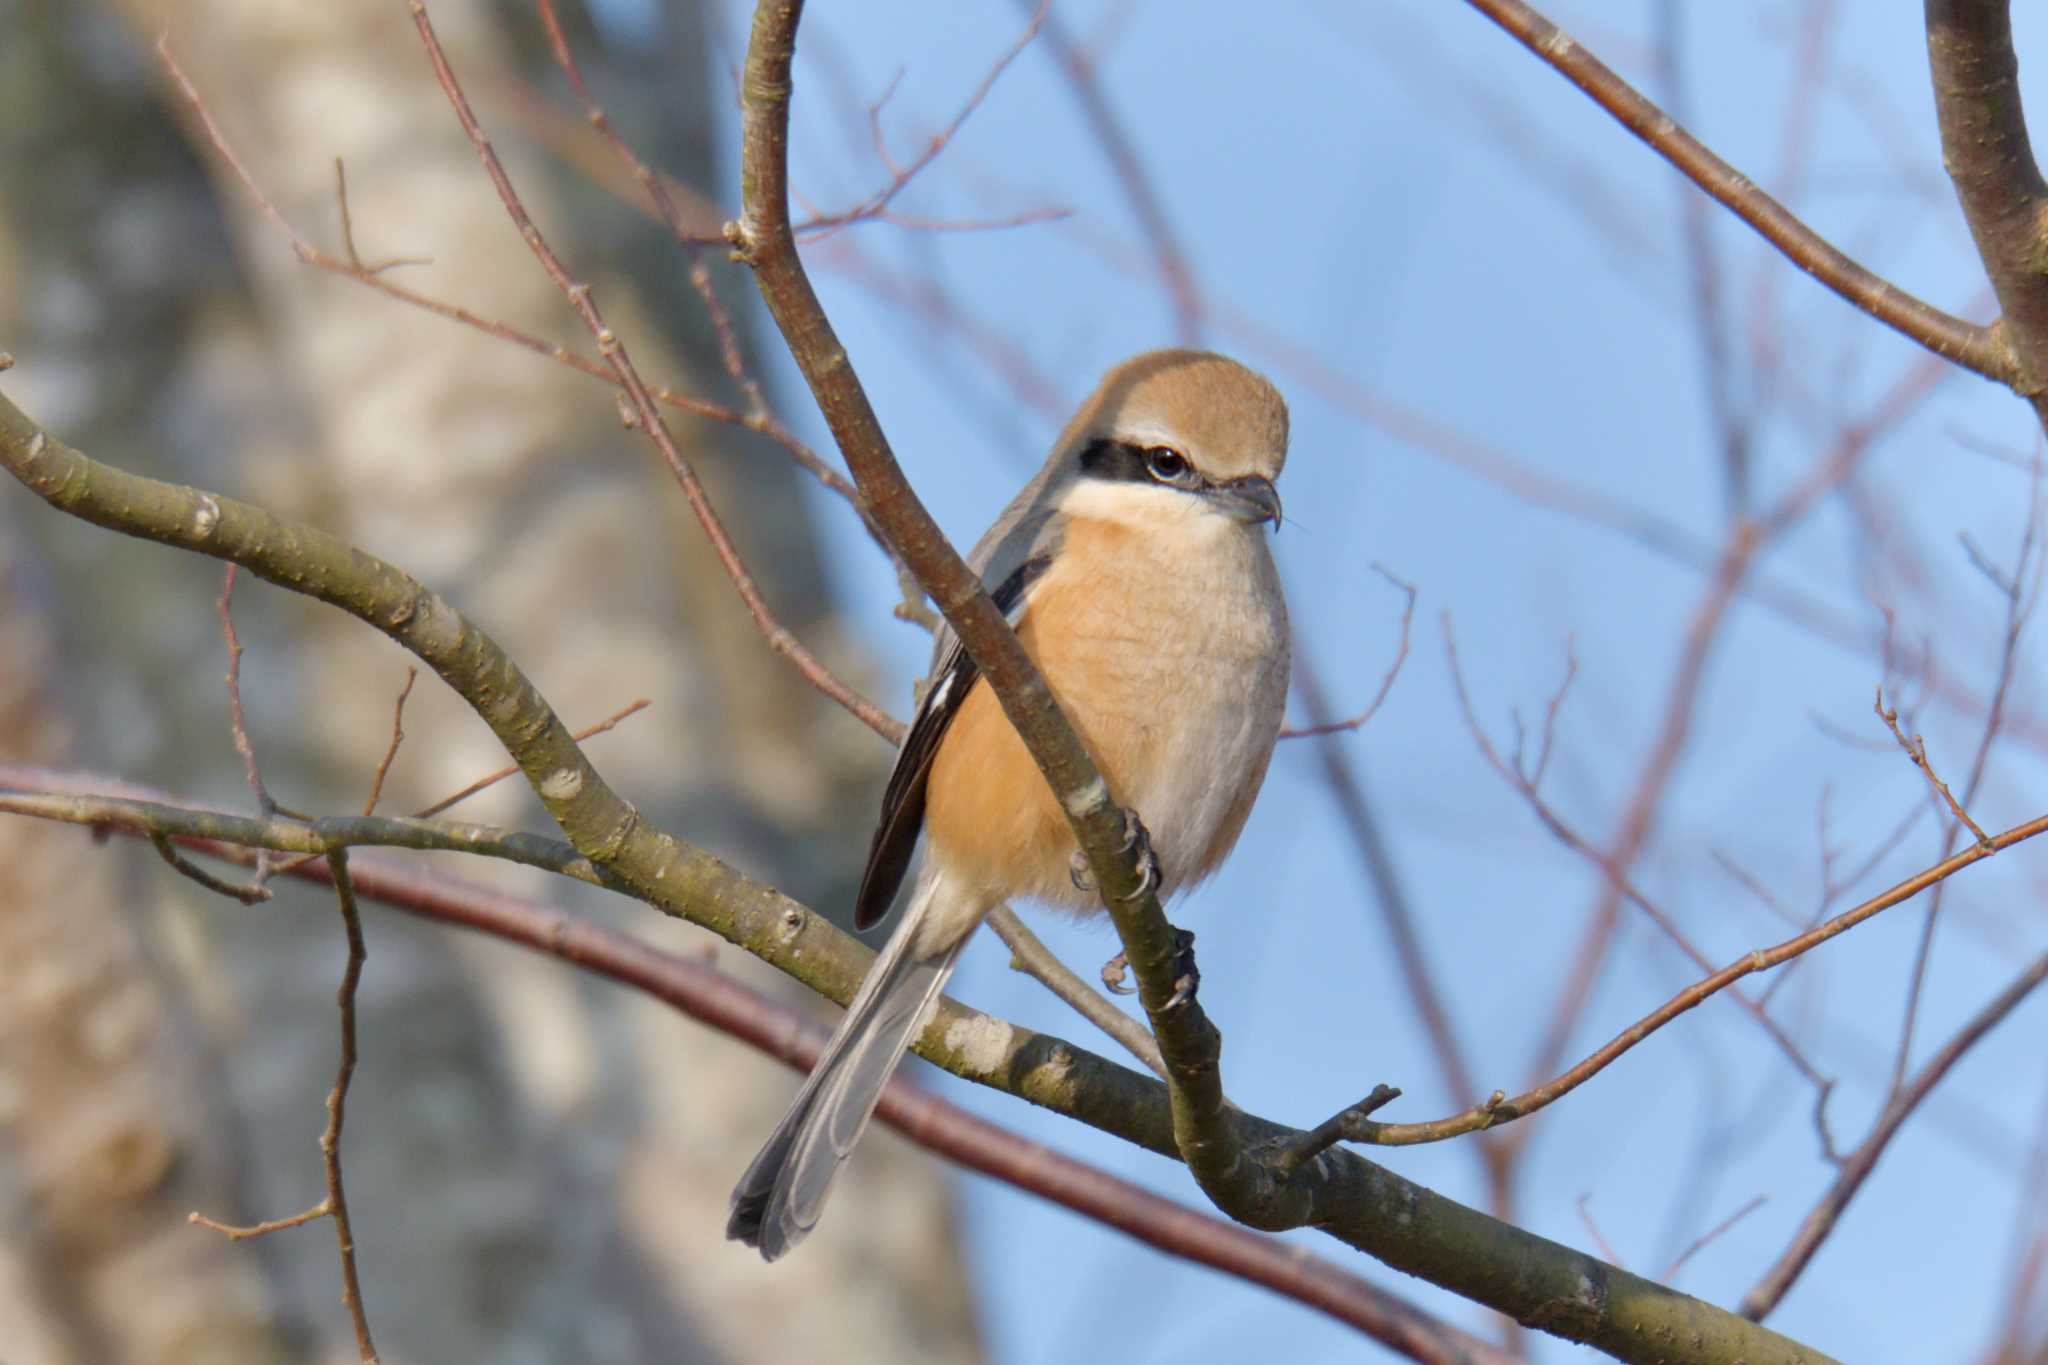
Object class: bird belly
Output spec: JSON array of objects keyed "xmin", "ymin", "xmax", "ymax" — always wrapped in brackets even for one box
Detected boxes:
[{"xmin": 921, "ymin": 514, "xmax": 1287, "ymax": 917}]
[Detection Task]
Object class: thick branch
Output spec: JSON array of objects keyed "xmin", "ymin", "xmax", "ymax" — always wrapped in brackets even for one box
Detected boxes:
[
  {"xmin": 1926, "ymin": 1, "xmax": 2048, "ymax": 394},
  {"xmin": 0, "ymin": 382, "xmax": 1829, "ymax": 1361}
]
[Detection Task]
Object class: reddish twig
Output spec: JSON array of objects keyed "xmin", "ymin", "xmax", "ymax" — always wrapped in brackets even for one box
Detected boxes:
[
  {"xmin": 1875, "ymin": 687, "xmax": 1993, "ymax": 849},
  {"xmin": 1890, "ymin": 467, "xmax": 2043, "ymax": 1089},
  {"xmin": 415, "ymin": 697, "xmax": 652, "ymax": 819},
  {"xmin": 1281, "ymin": 567, "xmax": 1415, "ymax": 740},
  {"xmin": 796, "ymin": 1, "xmax": 1050, "ymax": 240},
  {"xmin": 362, "ymin": 667, "xmax": 418, "ymax": 818},
  {"xmin": 1651, "ymin": 0, "xmax": 1752, "ymax": 518},
  {"xmin": 1333, "ymin": 805, "xmax": 2048, "ymax": 1148},
  {"xmin": 1576, "ymin": 1195, "xmax": 1625, "ymax": 1269},
  {"xmin": 1439, "ymin": 618, "xmax": 1830, "ymax": 1102},
  {"xmin": 1660, "ymin": 1194, "xmax": 1767, "ymax": 1283}
]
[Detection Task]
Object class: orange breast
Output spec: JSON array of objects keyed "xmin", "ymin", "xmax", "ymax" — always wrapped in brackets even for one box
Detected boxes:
[{"xmin": 922, "ymin": 511, "xmax": 1281, "ymax": 910}]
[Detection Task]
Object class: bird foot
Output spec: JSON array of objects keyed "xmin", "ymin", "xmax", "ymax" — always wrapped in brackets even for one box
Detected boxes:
[{"xmin": 1097, "ymin": 928, "xmax": 1200, "ymax": 1009}]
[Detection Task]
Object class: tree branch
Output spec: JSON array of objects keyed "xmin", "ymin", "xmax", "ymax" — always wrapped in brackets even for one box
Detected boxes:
[
  {"xmin": 1739, "ymin": 951, "xmax": 2048, "ymax": 1319},
  {"xmin": 0, "ymin": 374, "xmax": 1829, "ymax": 1360},
  {"xmin": 1464, "ymin": 0, "xmax": 2018, "ymax": 385},
  {"xmin": 0, "ymin": 766, "xmax": 1508, "ymax": 1365}
]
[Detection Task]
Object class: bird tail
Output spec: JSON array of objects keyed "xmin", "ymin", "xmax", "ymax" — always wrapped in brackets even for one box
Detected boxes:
[{"xmin": 727, "ymin": 874, "xmax": 967, "ymax": 1260}]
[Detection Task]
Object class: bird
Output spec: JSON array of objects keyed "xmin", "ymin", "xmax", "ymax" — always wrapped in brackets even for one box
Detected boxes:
[{"xmin": 727, "ymin": 348, "xmax": 1292, "ymax": 1260}]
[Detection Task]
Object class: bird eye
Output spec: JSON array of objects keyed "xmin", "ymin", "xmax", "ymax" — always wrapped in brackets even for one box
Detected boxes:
[{"xmin": 1145, "ymin": 446, "xmax": 1190, "ymax": 483}]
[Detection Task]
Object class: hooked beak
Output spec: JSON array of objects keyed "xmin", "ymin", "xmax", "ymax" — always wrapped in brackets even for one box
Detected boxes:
[{"xmin": 1208, "ymin": 474, "xmax": 1282, "ymax": 528}]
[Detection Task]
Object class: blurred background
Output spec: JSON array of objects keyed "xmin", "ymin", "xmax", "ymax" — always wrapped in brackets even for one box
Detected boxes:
[{"xmin": 2, "ymin": 1, "xmax": 2045, "ymax": 1361}]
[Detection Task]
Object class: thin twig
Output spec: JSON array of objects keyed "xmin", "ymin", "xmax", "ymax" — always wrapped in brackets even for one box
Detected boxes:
[
  {"xmin": 363, "ymin": 668, "xmax": 418, "ymax": 817},
  {"xmin": 185, "ymin": 852, "xmax": 380, "ymax": 1364},
  {"xmin": 1271, "ymin": 1086, "xmax": 1404, "ymax": 1178},
  {"xmin": 190, "ymin": 1202, "xmax": 329, "ymax": 1240},
  {"xmin": 1444, "ymin": 615, "xmax": 1829, "ymax": 1093},
  {"xmin": 796, "ymin": 1, "xmax": 1051, "ymax": 240},
  {"xmin": 1891, "ymin": 468, "xmax": 2044, "ymax": 1090},
  {"xmin": 1294, "ymin": 655, "xmax": 1481, "ymax": 1121},
  {"xmin": 987, "ymin": 906, "xmax": 1166, "ymax": 1079},
  {"xmin": 1874, "ymin": 687, "xmax": 1993, "ymax": 849},
  {"xmin": 151, "ymin": 830, "xmax": 271, "ymax": 905},
  {"xmin": 321, "ymin": 852, "xmax": 378, "ymax": 1362},
  {"xmin": 1739, "ymin": 952, "xmax": 2048, "ymax": 1320},
  {"xmin": 217, "ymin": 564, "xmax": 277, "ymax": 888},
  {"xmin": 1022, "ymin": 0, "xmax": 1202, "ymax": 340},
  {"xmin": 1576, "ymin": 1194, "xmax": 1625, "ymax": 1269},
  {"xmin": 415, "ymin": 697, "xmax": 652, "ymax": 818},
  {"xmin": 1280, "ymin": 567, "xmax": 1415, "ymax": 740},
  {"xmin": 1660, "ymin": 1194, "xmax": 1767, "ymax": 1283}
]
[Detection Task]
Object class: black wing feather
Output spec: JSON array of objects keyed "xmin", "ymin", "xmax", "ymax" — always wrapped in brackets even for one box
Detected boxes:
[{"xmin": 851, "ymin": 556, "xmax": 1049, "ymax": 929}]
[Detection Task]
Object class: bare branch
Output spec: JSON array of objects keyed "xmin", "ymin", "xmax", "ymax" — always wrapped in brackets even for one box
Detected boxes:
[
  {"xmin": 1, "ymin": 764, "xmax": 1512, "ymax": 1364},
  {"xmin": 1464, "ymin": 0, "xmax": 2017, "ymax": 384},
  {"xmin": 217, "ymin": 564, "xmax": 277, "ymax": 888},
  {"xmin": 1740, "ymin": 952, "xmax": 2048, "ymax": 1320},
  {"xmin": 1281, "ymin": 567, "xmax": 1416, "ymax": 741},
  {"xmin": 415, "ymin": 697, "xmax": 655, "ymax": 818},
  {"xmin": 1875, "ymin": 687, "xmax": 1995, "ymax": 848},
  {"xmin": 986, "ymin": 906, "xmax": 1167, "ymax": 1080},
  {"xmin": 362, "ymin": 668, "xmax": 418, "ymax": 818}
]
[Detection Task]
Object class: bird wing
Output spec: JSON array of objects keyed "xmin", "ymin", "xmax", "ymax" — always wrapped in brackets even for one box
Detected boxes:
[{"xmin": 851, "ymin": 553, "xmax": 1051, "ymax": 929}]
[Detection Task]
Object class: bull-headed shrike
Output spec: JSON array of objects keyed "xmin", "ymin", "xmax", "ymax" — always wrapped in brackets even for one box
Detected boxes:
[{"xmin": 729, "ymin": 349, "xmax": 1292, "ymax": 1259}]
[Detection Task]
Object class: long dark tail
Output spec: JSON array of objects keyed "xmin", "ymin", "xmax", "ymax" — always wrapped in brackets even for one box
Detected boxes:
[{"xmin": 727, "ymin": 877, "xmax": 965, "ymax": 1260}]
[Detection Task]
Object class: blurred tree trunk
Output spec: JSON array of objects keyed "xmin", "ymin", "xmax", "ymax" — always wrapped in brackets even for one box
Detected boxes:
[{"xmin": 1, "ymin": 0, "xmax": 981, "ymax": 1360}]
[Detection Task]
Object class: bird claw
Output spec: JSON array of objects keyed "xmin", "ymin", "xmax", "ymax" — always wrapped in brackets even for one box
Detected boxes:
[
  {"xmin": 1071, "ymin": 808, "xmax": 1162, "ymax": 901},
  {"xmin": 1099, "ymin": 950, "xmax": 1136, "ymax": 995},
  {"xmin": 1099, "ymin": 930, "xmax": 1200, "ymax": 1008},
  {"xmin": 1116, "ymin": 809, "xmax": 1161, "ymax": 902}
]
